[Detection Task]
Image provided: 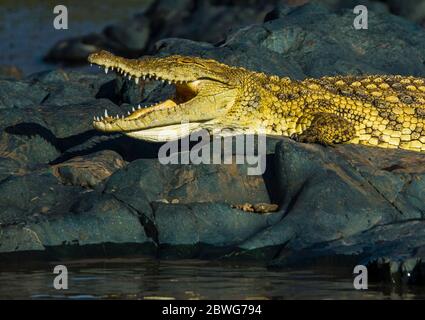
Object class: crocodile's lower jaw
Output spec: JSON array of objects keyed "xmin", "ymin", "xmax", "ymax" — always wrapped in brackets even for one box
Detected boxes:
[
  {"xmin": 124, "ymin": 122, "xmax": 203, "ymax": 142},
  {"xmin": 123, "ymin": 121, "xmax": 266, "ymax": 142}
]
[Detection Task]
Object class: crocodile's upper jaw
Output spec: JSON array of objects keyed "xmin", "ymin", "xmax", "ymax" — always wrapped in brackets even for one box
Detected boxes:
[{"xmin": 88, "ymin": 51, "xmax": 239, "ymax": 141}]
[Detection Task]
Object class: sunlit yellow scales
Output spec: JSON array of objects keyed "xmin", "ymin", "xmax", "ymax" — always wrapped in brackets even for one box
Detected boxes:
[{"xmin": 88, "ymin": 50, "xmax": 425, "ymax": 152}]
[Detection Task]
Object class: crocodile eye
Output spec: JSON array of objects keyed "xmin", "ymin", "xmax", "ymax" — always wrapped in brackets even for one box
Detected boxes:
[
  {"xmin": 179, "ymin": 58, "xmax": 206, "ymax": 68},
  {"xmin": 179, "ymin": 58, "xmax": 194, "ymax": 64}
]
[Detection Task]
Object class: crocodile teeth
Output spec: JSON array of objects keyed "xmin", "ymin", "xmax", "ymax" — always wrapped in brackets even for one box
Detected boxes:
[
  {"xmin": 138, "ymin": 104, "xmax": 141, "ymax": 109},
  {"xmin": 104, "ymin": 109, "xmax": 108, "ymax": 117},
  {"xmin": 135, "ymin": 78, "xmax": 139, "ymax": 84},
  {"xmin": 132, "ymin": 107, "xmax": 135, "ymax": 112},
  {"xmin": 104, "ymin": 67, "xmax": 108, "ymax": 74}
]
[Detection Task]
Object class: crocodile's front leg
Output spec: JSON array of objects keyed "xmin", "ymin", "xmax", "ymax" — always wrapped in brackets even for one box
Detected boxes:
[{"xmin": 294, "ymin": 112, "xmax": 356, "ymax": 146}]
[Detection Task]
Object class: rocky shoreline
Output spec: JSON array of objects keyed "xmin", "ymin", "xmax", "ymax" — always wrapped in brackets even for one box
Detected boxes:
[{"xmin": 1, "ymin": 2, "xmax": 425, "ymax": 285}]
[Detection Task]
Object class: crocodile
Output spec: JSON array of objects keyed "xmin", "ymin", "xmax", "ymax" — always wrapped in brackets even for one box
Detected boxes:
[{"xmin": 88, "ymin": 50, "xmax": 425, "ymax": 153}]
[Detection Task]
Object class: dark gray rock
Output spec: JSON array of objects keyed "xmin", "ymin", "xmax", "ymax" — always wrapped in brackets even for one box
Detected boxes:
[
  {"xmin": 0, "ymin": 65, "xmax": 23, "ymax": 80},
  {"xmin": 239, "ymin": 141, "xmax": 400, "ymax": 252},
  {"xmin": 269, "ymin": 219, "xmax": 425, "ymax": 285},
  {"xmin": 0, "ymin": 170, "xmax": 82, "ymax": 224},
  {"xmin": 41, "ymin": 0, "xmax": 425, "ymax": 67},
  {"xmin": 104, "ymin": 157, "xmax": 271, "ymax": 228},
  {"xmin": 44, "ymin": 34, "xmax": 107, "ymax": 64},
  {"xmin": 105, "ymin": 158, "xmax": 270, "ymax": 205},
  {"xmin": 38, "ymin": 99, "xmax": 120, "ymax": 138},
  {"xmin": 0, "ymin": 157, "xmax": 23, "ymax": 182},
  {"xmin": 25, "ymin": 70, "xmax": 116, "ymax": 107},
  {"xmin": 0, "ymin": 130, "xmax": 60, "ymax": 167},
  {"xmin": 385, "ymin": 0, "xmax": 425, "ymax": 26},
  {"xmin": 43, "ymin": 0, "xmax": 277, "ymax": 64},
  {"xmin": 0, "ymin": 192, "xmax": 154, "ymax": 258},
  {"xmin": 258, "ymin": 141, "xmax": 425, "ymax": 284},
  {"xmin": 158, "ymin": 3, "xmax": 425, "ymax": 79},
  {"xmin": 103, "ymin": 18, "xmax": 151, "ymax": 52},
  {"xmin": 0, "ymin": 79, "xmax": 48, "ymax": 109},
  {"xmin": 154, "ymin": 202, "xmax": 280, "ymax": 258},
  {"xmin": 52, "ymin": 150, "xmax": 127, "ymax": 188}
]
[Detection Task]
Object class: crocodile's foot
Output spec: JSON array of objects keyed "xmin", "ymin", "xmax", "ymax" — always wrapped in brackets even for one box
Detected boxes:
[
  {"xmin": 291, "ymin": 132, "xmax": 336, "ymax": 147},
  {"xmin": 232, "ymin": 203, "xmax": 279, "ymax": 214}
]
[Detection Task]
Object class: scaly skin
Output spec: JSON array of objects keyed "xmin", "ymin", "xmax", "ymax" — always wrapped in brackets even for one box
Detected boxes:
[{"xmin": 88, "ymin": 50, "xmax": 425, "ymax": 152}]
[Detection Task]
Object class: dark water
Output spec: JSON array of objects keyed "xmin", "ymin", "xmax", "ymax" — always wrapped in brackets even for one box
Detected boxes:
[
  {"xmin": 0, "ymin": 0, "xmax": 152, "ymax": 75},
  {"xmin": 0, "ymin": 257, "xmax": 423, "ymax": 300}
]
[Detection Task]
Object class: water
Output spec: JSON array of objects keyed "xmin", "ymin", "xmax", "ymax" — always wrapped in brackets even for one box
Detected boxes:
[
  {"xmin": 0, "ymin": 0, "xmax": 153, "ymax": 75},
  {"xmin": 0, "ymin": 257, "xmax": 423, "ymax": 300}
]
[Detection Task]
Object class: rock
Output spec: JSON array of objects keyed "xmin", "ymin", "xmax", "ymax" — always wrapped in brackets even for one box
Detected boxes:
[
  {"xmin": 105, "ymin": 158, "xmax": 270, "ymax": 205},
  {"xmin": 0, "ymin": 165, "xmax": 155, "ymax": 259},
  {"xmin": 104, "ymin": 157, "xmax": 271, "ymax": 227},
  {"xmin": 0, "ymin": 157, "xmax": 23, "ymax": 182},
  {"xmin": 0, "ymin": 130, "xmax": 61, "ymax": 167},
  {"xmin": 385, "ymin": 0, "xmax": 425, "ymax": 26},
  {"xmin": 41, "ymin": 0, "xmax": 425, "ymax": 67},
  {"xmin": 158, "ymin": 3, "xmax": 425, "ymax": 78},
  {"xmin": 0, "ymin": 192, "xmax": 155, "ymax": 259},
  {"xmin": 37, "ymin": 99, "xmax": 121, "ymax": 139},
  {"xmin": 270, "ymin": 219, "xmax": 425, "ymax": 285},
  {"xmin": 237, "ymin": 141, "xmax": 401, "ymax": 252},
  {"xmin": 0, "ymin": 79, "xmax": 48, "ymax": 109},
  {"xmin": 52, "ymin": 150, "xmax": 126, "ymax": 188},
  {"xmin": 0, "ymin": 65, "xmax": 23, "ymax": 80},
  {"xmin": 0, "ymin": 170, "xmax": 82, "ymax": 223},
  {"xmin": 44, "ymin": 34, "xmax": 109, "ymax": 64},
  {"xmin": 154, "ymin": 202, "xmax": 279, "ymax": 258},
  {"xmin": 25, "ymin": 69, "xmax": 117, "ymax": 107},
  {"xmin": 43, "ymin": 0, "xmax": 277, "ymax": 65},
  {"xmin": 103, "ymin": 18, "xmax": 151, "ymax": 52},
  {"xmin": 258, "ymin": 141, "xmax": 425, "ymax": 284}
]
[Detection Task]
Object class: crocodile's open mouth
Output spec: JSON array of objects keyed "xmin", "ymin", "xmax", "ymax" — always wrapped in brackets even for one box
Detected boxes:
[{"xmin": 88, "ymin": 51, "xmax": 238, "ymax": 141}]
